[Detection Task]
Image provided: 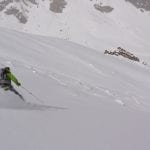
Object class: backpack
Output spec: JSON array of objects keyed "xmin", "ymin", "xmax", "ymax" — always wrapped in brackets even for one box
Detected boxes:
[{"xmin": 0, "ymin": 68, "xmax": 6, "ymax": 80}]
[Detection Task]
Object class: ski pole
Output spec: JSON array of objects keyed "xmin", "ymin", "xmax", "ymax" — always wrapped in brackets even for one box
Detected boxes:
[
  {"xmin": 21, "ymin": 86, "xmax": 68, "ymax": 110},
  {"xmin": 21, "ymin": 86, "xmax": 43, "ymax": 103}
]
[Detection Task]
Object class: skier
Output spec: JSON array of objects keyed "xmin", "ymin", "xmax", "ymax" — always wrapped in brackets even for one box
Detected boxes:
[{"xmin": 0, "ymin": 67, "xmax": 21, "ymax": 90}]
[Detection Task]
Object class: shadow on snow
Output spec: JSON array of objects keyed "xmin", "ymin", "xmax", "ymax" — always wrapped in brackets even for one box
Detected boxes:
[{"xmin": 0, "ymin": 88, "xmax": 67, "ymax": 111}]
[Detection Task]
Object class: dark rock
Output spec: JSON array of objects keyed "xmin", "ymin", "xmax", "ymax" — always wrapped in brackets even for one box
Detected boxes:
[
  {"xmin": 0, "ymin": 0, "xmax": 13, "ymax": 11},
  {"xmin": 104, "ymin": 47, "xmax": 140, "ymax": 62},
  {"xmin": 94, "ymin": 4, "xmax": 114, "ymax": 13},
  {"xmin": 125, "ymin": 0, "xmax": 150, "ymax": 11},
  {"xmin": 5, "ymin": 7, "xmax": 27, "ymax": 24},
  {"xmin": 50, "ymin": 0, "xmax": 67, "ymax": 13}
]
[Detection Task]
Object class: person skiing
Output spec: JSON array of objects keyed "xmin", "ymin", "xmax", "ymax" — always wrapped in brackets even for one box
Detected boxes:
[{"xmin": 0, "ymin": 67, "xmax": 21, "ymax": 90}]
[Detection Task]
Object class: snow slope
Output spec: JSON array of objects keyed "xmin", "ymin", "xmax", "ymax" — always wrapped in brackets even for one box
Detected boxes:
[
  {"xmin": 0, "ymin": 0, "xmax": 150, "ymax": 62},
  {"xmin": 0, "ymin": 27, "xmax": 150, "ymax": 150}
]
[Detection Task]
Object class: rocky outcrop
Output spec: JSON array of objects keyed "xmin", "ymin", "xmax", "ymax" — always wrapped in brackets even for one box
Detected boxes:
[
  {"xmin": 104, "ymin": 47, "xmax": 140, "ymax": 62},
  {"xmin": 94, "ymin": 4, "xmax": 114, "ymax": 13},
  {"xmin": 5, "ymin": 6, "xmax": 27, "ymax": 23},
  {"xmin": 50, "ymin": 0, "xmax": 67, "ymax": 13},
  {"xmin": 125, "ymin": 0, "xmax": 150, "ymax": 11},
  {"xmin": 0, "ymin": 0, "xmax": 38, "ymax": 24},
  {"xmin": 0, "ymin": 0, "xmax": 13, "ymax": 11}
]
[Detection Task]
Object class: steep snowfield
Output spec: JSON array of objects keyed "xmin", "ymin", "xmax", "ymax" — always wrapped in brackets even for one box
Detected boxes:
[
  {"xmin": 0, "ymin": 27, "xmax": 150, "ymax": 150},
  {"xmin": 0, "ymin": 0, "xmax": 150, "ymax": 62}
]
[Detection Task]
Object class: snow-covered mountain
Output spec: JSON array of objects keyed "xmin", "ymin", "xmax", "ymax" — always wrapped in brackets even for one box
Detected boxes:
[
  {"xmin": 0, "ymin": 1, "xmax": 150, "ymax": 149},
  {"xmin": 0, "ymin": 0, "xmax": 150, "ymax": 62},
  {"xmin": 0, "ymin": 27, "xmax": 150, "ymax": 150}
]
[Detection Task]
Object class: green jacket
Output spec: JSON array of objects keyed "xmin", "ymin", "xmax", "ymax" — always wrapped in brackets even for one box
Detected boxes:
[{"xmin": 6, "ymin": 72, "xmax": 20, "ymax": 86}]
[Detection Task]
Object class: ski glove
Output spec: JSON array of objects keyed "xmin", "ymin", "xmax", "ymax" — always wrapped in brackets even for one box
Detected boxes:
[{"xmin": 17, "ymin": 82, "xmax": 21, "ymax": 86}]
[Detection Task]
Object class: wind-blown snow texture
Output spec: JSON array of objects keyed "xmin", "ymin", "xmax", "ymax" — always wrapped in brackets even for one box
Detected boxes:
[{"xmin": 0, "ymin": 27, "xmax": 150, "ymax": 150}]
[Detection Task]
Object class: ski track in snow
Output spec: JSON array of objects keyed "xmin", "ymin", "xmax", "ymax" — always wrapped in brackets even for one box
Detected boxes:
[
  {"xmin": 1, "ymin": 56, "xmax": 149, "ymax": 112},
  {"xmin": 0, "ymin": 88, "xmax": 67, "ymax": 111},
  {"xmin": 0, "ymin": 59, "xmax": 68, "ymax": 111}
]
